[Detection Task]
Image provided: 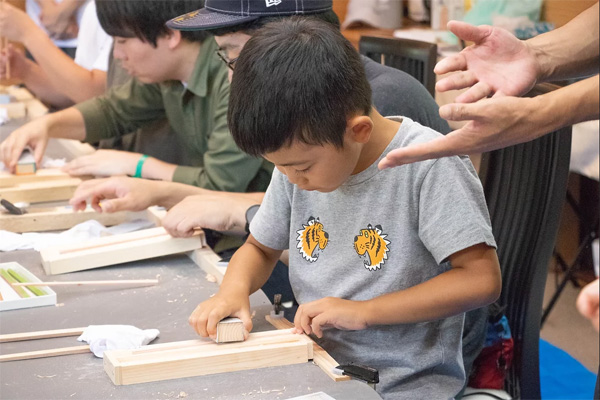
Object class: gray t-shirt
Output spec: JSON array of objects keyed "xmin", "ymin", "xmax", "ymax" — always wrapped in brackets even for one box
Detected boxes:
[{"xmin": 250, "ymin": 117, "xmax": 496, "ymax": 399}]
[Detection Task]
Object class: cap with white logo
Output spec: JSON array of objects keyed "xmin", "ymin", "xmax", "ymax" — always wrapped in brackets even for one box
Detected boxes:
[{"xmin": 167, "ymin": 0, "xmax": 332, "ymax": 31}]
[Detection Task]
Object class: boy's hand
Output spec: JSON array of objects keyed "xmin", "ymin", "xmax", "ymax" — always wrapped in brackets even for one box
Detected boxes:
[
  {"xmin": 0, "ymin": 117, "xmax": 51, "ymax": 172},
  {"xmin": 293, "ymin": 297, "xmax": 369, "ymax": 338},
  {"xmin": 189, "ymin": 292, "xmax": 253, "ymax": 341},
  {"xmin": 63, "ymin": 150, "xmax": 141, "ymax": 177}
]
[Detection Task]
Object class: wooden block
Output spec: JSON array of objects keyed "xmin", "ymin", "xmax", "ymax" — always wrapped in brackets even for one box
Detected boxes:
[
  {"xmin": 0, "ymin": 206, "xmax": 150, "ymax": 233},
  {"xmin": 103, "ymin": 329, "xmax": 313, "ymax": 385},
  {"xmin": 40, "ymin": 227, "xmax": 206, "ymax": 275},
  {"xmin": 215, "ymin": 317, "xmax": 245, "ymax": 343},
  {"xmin": 0, "ymin": 178, "xmax": 82, "ymax": 203},
  {"xmin": 14, "ymin": 162, "xmax": 36, "ymax": 175},
  {"xmin": 265, "ymin": 315, "xmax": 350, "ymax": 382}
]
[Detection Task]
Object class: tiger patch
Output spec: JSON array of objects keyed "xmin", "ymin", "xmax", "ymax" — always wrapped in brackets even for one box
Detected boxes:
[
  {"xmin": 296, "ymin": 216, "xmax": 329, "ymax": 262},
  {"xmin": 354, "ymin": 224, "xmax": 391, "ymax": 271}
]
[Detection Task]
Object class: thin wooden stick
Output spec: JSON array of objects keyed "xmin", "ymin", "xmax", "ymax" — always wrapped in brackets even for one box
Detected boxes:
[
  {"xmin": 0, "ymin": 345, "xmax": 90, "ymax": 362},
  {"xmin": 0, "ymin": 327, "xmax": 86, "ymax": 343},
  {"xmin": 11, "ymin": 279, "xmax": 159, "ymax": 287}
]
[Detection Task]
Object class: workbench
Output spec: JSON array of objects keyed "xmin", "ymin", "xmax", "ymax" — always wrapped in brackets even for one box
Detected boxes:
[{"xmin": 0, "ymin": 250, "xmax": 382, "ymax": 399}]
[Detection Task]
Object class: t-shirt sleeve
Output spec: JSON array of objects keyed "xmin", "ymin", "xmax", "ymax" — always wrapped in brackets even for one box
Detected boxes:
[
  {"xmin": 418, "ymin": 155, "xmax": 497, "ymax": 264},
  {"xmin": 249, "ymin": 169, "xmax": 292, "ymax": 250}
]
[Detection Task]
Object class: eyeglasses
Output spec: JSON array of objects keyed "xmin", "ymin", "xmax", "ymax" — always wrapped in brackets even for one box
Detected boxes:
[{"xmin": 216, "ymin": 49, "xmax": 238, "ymax": 71}]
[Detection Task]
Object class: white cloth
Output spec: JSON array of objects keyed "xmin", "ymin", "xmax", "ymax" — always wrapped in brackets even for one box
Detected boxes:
[
  {"xmin": 74, "ymin": 1, "xmax": 112, "ymax": 71},
  {"xmin": 77, "ymin": 325, "xmax": 160, "ymax": 358},
  {"xmin": 0, "ymin": 218, "xmax": 155, "ymax": 252},
  {"xmin": 26, "ymin": 0, "xmax": 90, "ymax": 48}
]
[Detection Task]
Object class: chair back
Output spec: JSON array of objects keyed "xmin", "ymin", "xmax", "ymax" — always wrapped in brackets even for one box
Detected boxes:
[
  {"xmin": 478, "ymin": 83, "xmax": 572, "ymax": 399},
  {"xmin": 359, "ymin": 36, "xmax": 437, "ymax": 96}
]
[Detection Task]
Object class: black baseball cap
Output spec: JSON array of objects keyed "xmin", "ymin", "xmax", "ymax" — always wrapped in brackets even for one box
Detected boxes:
[{"xmin": 167, "ymin": 0, "xmax": 332, "ymax": 31}]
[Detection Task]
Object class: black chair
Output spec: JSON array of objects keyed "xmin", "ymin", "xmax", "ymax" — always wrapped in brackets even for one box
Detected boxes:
[
  {"xmin": 477, "ymin": 83, "xmax": 572, "ymax": 399},
  {"xmin": 358, "ymin": 36, "xmax": 437, "ymax": 97}
]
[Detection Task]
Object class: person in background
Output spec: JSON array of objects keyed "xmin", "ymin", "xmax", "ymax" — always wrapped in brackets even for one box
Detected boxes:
[
  {"xmin": 0, "ymin": 1, "xmax": 110, "ymax": 108},
  {"xmin": 378, "ymin": 2, "xmax": 599, "ymax": 169}
]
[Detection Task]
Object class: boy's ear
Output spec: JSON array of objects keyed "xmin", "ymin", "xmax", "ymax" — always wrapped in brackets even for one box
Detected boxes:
[
  {"xmin": 347, "ymin": 115, "xmax": 373, "ymax": 144},
  {"xmin": 165, "ymin": 28, "xmax": 183, "ymax": 49}
]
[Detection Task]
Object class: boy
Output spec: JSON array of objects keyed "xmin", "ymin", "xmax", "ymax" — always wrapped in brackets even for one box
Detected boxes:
[
  {"xmin": 0, "ymin": 0, "xmax": 271, "ymax": 193},
  {"xmin": 189, "ymin": 18, "xmax": 501, "ymax": 399}
]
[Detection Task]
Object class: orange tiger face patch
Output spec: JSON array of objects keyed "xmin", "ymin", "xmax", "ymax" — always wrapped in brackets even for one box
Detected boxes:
[
  {"xmin": 354, "ymin": 224, "xmax": 390, "ymax": 271},
  {"xmin": 296, "ymin": 216, "xmax": 329, "ymax": 262}
]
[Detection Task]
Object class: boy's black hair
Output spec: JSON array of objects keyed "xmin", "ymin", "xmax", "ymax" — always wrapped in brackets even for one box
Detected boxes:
[
  {"xmin": 205, "ymin": 9, "xmax": 340, "ymax": 37},
  {"xmin": 228, "ymin": 17, "xmax": 372, "ymax": 157},
  {"xmin": 96, "ymin": 0, "xmax": 210, "ymax": 46}
]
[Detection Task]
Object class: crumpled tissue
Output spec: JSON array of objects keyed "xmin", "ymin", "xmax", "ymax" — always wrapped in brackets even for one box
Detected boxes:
[{"xmin": 77, "ymin": 325, "xmax": 160, "ymax": 358}]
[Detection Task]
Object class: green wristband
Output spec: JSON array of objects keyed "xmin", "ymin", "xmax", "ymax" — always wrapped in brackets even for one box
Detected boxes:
[{"xmin": 134, "ymin": 154, "xmax": 149, "ymax": 178}]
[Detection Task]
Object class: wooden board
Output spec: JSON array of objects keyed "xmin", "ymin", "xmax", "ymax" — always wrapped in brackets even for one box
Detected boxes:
[
  {"xmin": 0, "ymin": 178, "xmax": 82, "ymax": 203},
  {"xmin": 103, "ymin": 329, "xmax": 313, "ymax": 385},
  {"xmin": 265, "ymin": 315, "xmax": 350, "ymax": 382},
  {"xmin": 40, "ymin": 227, "xmax": 206, "ymax": 275},
  {"xmin": 0, "ymin": 206, "xmax": 152, "ymax": 233}
]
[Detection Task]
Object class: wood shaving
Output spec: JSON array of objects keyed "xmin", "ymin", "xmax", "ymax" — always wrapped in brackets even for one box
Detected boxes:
[
  {"xmin": 35, "ymin": 374, "xmax": 57, "ymax": 378},
  {"xmin": 205, "ymin": 273, "xmax": 217, "ymax": 283},
  {"xmin": 177, "ymin": 392, "xmax": 188, "ymax": 398},
  {"xmin": 55, "ymin": 303, "xmax": 64, "ymax": 307}
]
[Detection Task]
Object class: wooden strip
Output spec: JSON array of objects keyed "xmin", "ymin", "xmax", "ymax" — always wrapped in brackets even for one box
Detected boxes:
[
  {"xmin": 0, "ymin": 168, "xmax": 79, "ymax": 188},
  {"xmin": 40, "ymin": 227, "xmax": 206, "ymax": 275},
  {"xmin": 1, "ymin": 178, "xmax": 82, "ymax": 203},
  {"xmin": 0, "ymin": 207, "xmax": 147, "ymax": 233},
  {"xmin": 265, "ymin": 315, "xmax": 350, "ymax": 382},
  {"xmin": 103, "ymin": 330, "xmax": 313, "ymax": 385},
  {"xmin": 0, "ymin": 345, "xmax": 90, "ymax": 362},
  {"xmin": 0, "ymin": 269, "xmax": 29, "ymax": 298},
  {"xmin": 188, "ymin": 247, "xmax": 226, "ymax": 283},
  {"xmin": 7, "ymin": 268, "xmax": 47, "ymax": 296},
  {"xmin": 0, "ymin": 327, "xmax": 86, "ymax": 343},
  {"xmin": 12, "ymin": 279, "xmax": 159, "ymax": 287}
]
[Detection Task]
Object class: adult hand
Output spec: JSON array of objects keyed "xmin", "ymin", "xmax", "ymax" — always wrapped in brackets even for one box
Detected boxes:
[
  {"xmin": 576, "ymin": 278, "xmax": 599, "ymax": 332},
  {"xmin": 435, "ymin": 21, "xmax": 540, "ymax": 103},
  {"xmin": 63, "ymin": 149, "xmax": 141, "ymax": 177},
  {"xmin": 188, "ymin": 292, "xmax": 252, "ymax": 341},
  {"xmin": 0, "ymin": 2, "xmax": 38, "ymax": 42},
  {"xmin": 162, "ymin": 194, "xmax": 256, "ymax": 237},
  {"xmin": 379, "ymin": 95, "xmax": 545, "ymax": 169},
  {"xmin": 293, "ymin": 297, "xmax": 369, "ymax": 339},
  {"xmin": 0, "ymin": 116, "xmax": 51, "ymax": 172},
  {"xmin": 38, "ymin": 0, "xmax": 78, "ymax": 40},
  {"xmin": 69, "ymin": 176, "xmax": 160, "ymax": 213}
]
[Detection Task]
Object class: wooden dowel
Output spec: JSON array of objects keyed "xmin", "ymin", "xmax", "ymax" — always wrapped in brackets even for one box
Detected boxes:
[
  {"xmin": 0, "ymin": 327, "xmax": 86, "ymax": 343},
  {"xmin": 11, "ymin": 279, "xmax": 159, "ymax": 287},
  {"xmin": 0, "ymin": 345, "xmax": 90, "ymax": 362}
]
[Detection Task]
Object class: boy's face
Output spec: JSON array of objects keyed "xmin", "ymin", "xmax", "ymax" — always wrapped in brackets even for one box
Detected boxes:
[
  {"xmin": 214, "ymin": 33, "xmax": 252, "ymax": 83},
  {"xmin": 112, "ymin": 36, "xmax": 173, "ymax": 83},
  {"xmin": 264, "ymin": 133, "xmax": 363, "ymax": 193}
]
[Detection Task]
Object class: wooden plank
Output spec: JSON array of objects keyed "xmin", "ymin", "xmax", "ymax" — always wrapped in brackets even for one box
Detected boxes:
[
  {"xmin": 265, "ymin": 315, "xmax": 350, "ymax": 382},
  {"xmin": 103, "ymin": 329, "xmax": 313, "ymax": 385},
  {"xmin": 0, "ymin": 168, "xmax": 76, "ymax": 187},
  {"xmin": 188, "ymin": 247, "xmax": 226, "ymax": 283},
  {"xmin": 0, "ymin": 327, "xmax": 85, "ymax": 343},
  {"xmin": 40, "ymin": 227, "xmax": 206, "ymax": 275},
  {"xmin": 1, "ymin": 178, "xmax": 82, "ymax": 203},
  {"xmin": 0, "ymin": 345, "xmax": 90, "ymax": 362}
]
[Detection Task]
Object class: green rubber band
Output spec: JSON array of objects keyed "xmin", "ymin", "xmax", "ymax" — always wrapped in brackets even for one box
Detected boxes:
[{"xmin": 134, "ymin": 154, "xmax": 149, "ymax": 178}]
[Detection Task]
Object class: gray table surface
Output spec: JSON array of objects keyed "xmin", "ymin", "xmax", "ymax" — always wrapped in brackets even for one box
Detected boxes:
[{"xmin": 0, "ymin": 248, "xmax": 381, "ymax": 400}]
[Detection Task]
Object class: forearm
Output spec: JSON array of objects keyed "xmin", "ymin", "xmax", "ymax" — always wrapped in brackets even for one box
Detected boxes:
[
  {"xmin": 528, "ymin": 2, "xmax": 599, "ymax": 82},
  {"xmin": 22, "ymin": 25, "xmax": 106, "ymax": 103},
  {"xmin": 220, "ymin": 237, "xmax": 280, "ymax": 296},
  {"xmin": 364, "ymin": 246, "xmax": 501, "ymax": 325},
  {"xmin": 46, "ymin": 107, "xmax": 86, "ymax": 141},
  {"xmin": 19, "ymin": 58, "xmax": 74, "ymax": 108}
]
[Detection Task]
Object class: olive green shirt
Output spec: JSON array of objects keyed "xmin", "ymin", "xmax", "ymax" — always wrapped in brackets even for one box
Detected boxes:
[{"xmin": 76, "ymin": 37, "xmax": 271, "ymax": 192}]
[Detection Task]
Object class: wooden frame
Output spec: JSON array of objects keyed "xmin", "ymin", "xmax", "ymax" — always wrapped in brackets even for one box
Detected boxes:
[
  {"xmin": 40, "ymin": 227, "xmax": 206, "ymax": 275},
  {"xmin": 103, "ymin": 329, "xmax": 314, "ymax": 385},
  {"xmin": 0, "ymin": 168, "xmax": 77, "ymax": 187},
  {"xmin": 1, "ymin": 177, "xmax": 83, "ymax": 203}
]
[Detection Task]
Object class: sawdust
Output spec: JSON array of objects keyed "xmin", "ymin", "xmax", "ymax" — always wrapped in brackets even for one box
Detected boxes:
[
  {"xmin": 35, "ymin": 374, "xmax": 57, "ymax": 378},
  {"xmin": 205, "ymin": 273, "xmax": 217, "ymax": 283},
  {"xmin": 55, "ymin": 303, "xmax": 64, "ymax": 307},
  {"xmin": 177, "ymin": 392, "xmax": 188, "ymax": 398}
]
